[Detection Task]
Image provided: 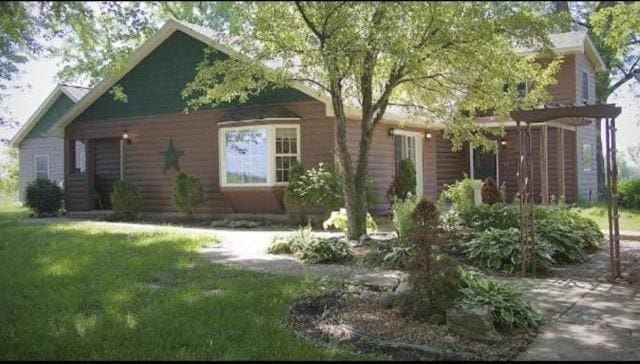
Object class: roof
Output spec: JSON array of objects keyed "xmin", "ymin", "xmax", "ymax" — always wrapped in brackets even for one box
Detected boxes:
[
  {"xmin": 47, "ymin": 20, "xmax": 607, "ymax": 137},
  {"xmin": 9, "ymin": 84, "xmax": 89, "ymax": 147},
  {"xmin": 520, "ymin": 31, "xmax": 607, "ymax": 72}
]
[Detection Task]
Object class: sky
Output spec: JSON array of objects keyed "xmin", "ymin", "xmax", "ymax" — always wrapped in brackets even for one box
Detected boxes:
[{"xmin": 1, "ymin": 52, "xmax": 639, "ymax": 166}]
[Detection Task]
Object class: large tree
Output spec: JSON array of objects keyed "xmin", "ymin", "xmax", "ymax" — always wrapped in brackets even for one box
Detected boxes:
[{"xmin": 182, "ymin": 1, "xmax": 562, "ymax": 238}]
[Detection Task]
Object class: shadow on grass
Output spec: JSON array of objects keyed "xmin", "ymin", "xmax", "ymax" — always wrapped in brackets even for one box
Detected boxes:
[{"xmin": 0, "ymin": 209, "xmax": 368, "ymax": 360}]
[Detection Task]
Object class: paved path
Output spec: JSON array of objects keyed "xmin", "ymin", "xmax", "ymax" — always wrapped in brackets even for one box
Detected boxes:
[
  {"xmin": 507, "ymin": 240, "xmax": 640, "ymax": 361},
  {"xmin": 199, "ymin": 229, "xmax": 406, "ymax": 289}
]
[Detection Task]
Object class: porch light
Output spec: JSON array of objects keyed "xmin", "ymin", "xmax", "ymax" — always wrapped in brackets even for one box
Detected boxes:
[
  {"xmin": 122, "ymin": 130, "xmax": 132, "ymax": 144},
  {"xmin": 388, "ymin": 128, "xmax": 395, "ymax": 137},
  {"xmin": 425, "ymin": 132, "xmax": 432, "ymax": 139},
  {"xmin": 500, "ymin": 140, "xmax": 507, "ymax": 147}
]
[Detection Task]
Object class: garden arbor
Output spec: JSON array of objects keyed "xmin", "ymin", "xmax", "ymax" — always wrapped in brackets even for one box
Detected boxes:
[{"xmin": 510, "ymin": 103, "xmax": 622, "ymax": 278}]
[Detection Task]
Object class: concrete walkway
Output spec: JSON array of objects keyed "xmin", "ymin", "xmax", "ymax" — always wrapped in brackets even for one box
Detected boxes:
[
  {"xmin": 199, "ymin": 229, "xmax": 406, "ymax": 289},
  {"xmin": 508, "ymin": 240, "xmax": 640, "ymax": 361}
]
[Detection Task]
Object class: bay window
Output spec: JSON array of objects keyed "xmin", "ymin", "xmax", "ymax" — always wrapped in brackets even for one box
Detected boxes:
[{"xmin": 219, "ymin": 124, "xmax": 300, "ymax": 186}]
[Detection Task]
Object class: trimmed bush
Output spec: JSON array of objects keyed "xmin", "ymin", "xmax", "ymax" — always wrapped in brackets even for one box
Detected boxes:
[
  {"xmin": 267, "ymin": 225, "xmax": 352, "ymax": 263},
  {"xmin": 463, "ymin": 227, "xmax": 555, "ymax": 273},
  {"xmin": 285, "ymin": 162, "xmax": 377, "ymax": 213},
  {"xmin": 110, "ymin": 180, "xmax": 142, "ymax": 221},
  {"xmin": 618, "ymin": 178, "xmax": 640, "ymax": 209},
  {"xmin": 391, "ymin": 194, "xmax": 419, "ymax": 239},
  {"xmin": 173, "ymin": 172, "xmax": 204, "ymax": 218},
  {"xmin": 283, "ymin": 161, "xmax": 307, "ymax": 224},
  {"xmin": 24, "ymin": 179, "xmax": 63, "ymax": 216},
  {"xmin": 322, "ymin": 208, "xmax": 378, "ymax": 234},
  {"xmin": 481, "ymin": 177, "xmax": 500, "ymax": 205},
  {"xmin": 458, "ymin": 270, "xmax": 543, "ymax": 329},
  {"xmin": 386, "ymin": 158, "xmax": 416, "ymax": 202}
]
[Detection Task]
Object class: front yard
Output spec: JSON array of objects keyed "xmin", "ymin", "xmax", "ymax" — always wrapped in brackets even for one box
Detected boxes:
[
  {"xmin": 572, "ymin": 203, "xmax": 640, "ymax": 231},
  {"xmin": 0, "ymin": 206, "xmax": 368, "ymax": 360}
]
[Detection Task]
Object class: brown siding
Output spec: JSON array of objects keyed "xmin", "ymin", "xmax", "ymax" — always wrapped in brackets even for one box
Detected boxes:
[
  {"xmin": 548, "ymin": 54, "xmax": 576, "ymax": 104},
  {"xmin": 435, "ymin": 131, "xmax": 469, "ymax": 192},
  {"xmin": 65, "ymin": 100, "xmax": 334, "ymax": 214}
]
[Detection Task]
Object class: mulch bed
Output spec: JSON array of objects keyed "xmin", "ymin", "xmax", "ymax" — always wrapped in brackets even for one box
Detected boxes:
[{"xmin": 288, "ymin": 287, "xmax": 538, "ymax": 361}]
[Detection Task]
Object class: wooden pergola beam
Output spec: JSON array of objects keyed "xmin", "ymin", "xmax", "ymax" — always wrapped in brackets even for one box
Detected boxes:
[{"xmin": 511, "ymin": 104, "xmax": 622, "ymax": 124}]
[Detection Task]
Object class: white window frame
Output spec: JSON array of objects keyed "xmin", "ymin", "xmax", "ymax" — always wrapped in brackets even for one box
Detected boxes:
[
  {"xmin": 391, "ymin": 129, "xmax": 424, "ymax": 197},
  {"xmin": 469, "ymin": 144, "xmax": 499, "ymax": 184},
  {"xmin": 582, "ymin": 142, "xmax": 593, "ymax": 172},
  {"xmin": 582, "ymin": 70, "xmax": 590, "ymax": 103},
  {"xmin": 218, "ymin": 124, "xmax": 301, "ymax": 187},
  {"xmin": 34, "ymin": 154, "xmax": 50, "ymax": 180}
]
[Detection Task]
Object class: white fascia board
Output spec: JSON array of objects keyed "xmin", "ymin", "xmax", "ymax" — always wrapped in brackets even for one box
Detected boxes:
[{"xmin": 9, "ymin": 86, "xmax": 66, "ymax": 147}]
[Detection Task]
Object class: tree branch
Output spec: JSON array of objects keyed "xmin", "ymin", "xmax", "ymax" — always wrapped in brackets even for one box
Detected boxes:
[{"xmin": 294, "ymin": 2, "xmax": 324, "ymax": 42}]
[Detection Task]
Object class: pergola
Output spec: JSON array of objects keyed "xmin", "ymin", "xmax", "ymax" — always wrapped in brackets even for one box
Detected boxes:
[{"xmin": 510, "ymin": 103, "xmax": 623, "ymax": 279}]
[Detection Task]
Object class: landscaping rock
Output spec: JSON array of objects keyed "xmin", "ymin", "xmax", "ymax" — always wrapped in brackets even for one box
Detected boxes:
[
  {"xmin": 377, "ymin": 291, "xmax": 396, "ymax": 308},
  {"xmin": 394, "ymin": 276, "xmax": 413, "ymax": 295},
  {"xmin": 446, "ymin": 304, "xmax": 501, "ymax": 342}
]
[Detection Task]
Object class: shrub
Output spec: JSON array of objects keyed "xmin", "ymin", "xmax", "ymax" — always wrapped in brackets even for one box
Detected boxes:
[
  {"xmin": 463, "ymin": 227, "xmax": 555, "ymax": 274},
  {"xmin": 437, "ymin": 177, "xmax": 480, "ymax": 212},
  {"xmin": 458, "ymin": 203, "xmax": 519, "ymax": 232},
  {"xmin": 267, "ymin": 225, "xmax": 353, "ymax": 263},
  {"xmin": 458, "ymin": 270, "xmax": 543, "ymax": 329},
  {"xmin": 481, "ymin": 177, "xmax": 500, "ymax": 205},
  {"xmin": 398, "ymin": 253, "xmax": 463, "ymax": 319},
  {"xmin": 618, "ymin": 178, "xmax": 640, "ymax": 209},
  {"xmin": 322, "ymin": 208, "xmax": 378, "ymax": 234},
  {"xmin": 386, "ymin": 158, "xmax": 416, "ymax": 202},
  {"xmin": 24, "ymin": 179, "xmax": 63, "ymax": 216},
  {"xmin": 173, "ymin": 172, "xmax": 204, "ymax": 218},
  {"xmin": 391, "ymin": 194, "xmax": 419, "ymax": 239},
  {"xmin": 110, "ymin": 180, "xmax": 142, "ymax": 221},
  {"xmin": 210, "ymin": 219, "xmax": 263, "ymax": 229},
  {"xmin": 411, "ymin": 198, "xmax": 440, "ymax": 232},
  {"xmin": 298, "ymin": 237, "xmax": 353, "ymax": 264},
  {"xmin": 283, "ymin": 161, "xmax": 307, "ymax": 224},
  {"xmin": 285, "ymin": 162, "xmax": 378, "ymax": 213}
]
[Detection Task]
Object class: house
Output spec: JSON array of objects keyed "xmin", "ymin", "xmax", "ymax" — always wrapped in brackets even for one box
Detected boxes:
[
  {"xmin": 9, "ymin": 84, "xmax": 89, "ymax": 198},
  {"xmin": 11, "ymin": 19, "xmax": 606, "ymax": 216}
]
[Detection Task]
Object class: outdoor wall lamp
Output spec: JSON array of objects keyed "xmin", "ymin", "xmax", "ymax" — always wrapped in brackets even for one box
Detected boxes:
[
  {"xmin": 500, "ymin": 139, "xmax": 508, "ymax": 147},
  {"xmin": 425, "ymin": 132, "xmax": 432, "ymax": 140},
  {"xmin": 387, "ymin": 128, "xmax": 395, "ymax": 137},
  {"xmin": 122, "ymin": 130, "xmax": 132, "ymax": 144}
]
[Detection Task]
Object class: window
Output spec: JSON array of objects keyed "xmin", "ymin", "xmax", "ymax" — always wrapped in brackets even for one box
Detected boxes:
[
  {"xmin": 470, "ymin": 145, "xmax": 499, "ymax": 182},
  {"xmin": 220, "ymin": 125, "xmax": 299, "ymax": 186},
  {"xmin": 582, "ymin": 70, "xmax": 590, "ymax": 103},
  {"xmin": 70, "ymin": 140, "xmax": 86, "ymax": 174},
  {"xmin": 275, "ymin": 128, "xmax": 298, "ymax": 183},
  {"xmin": 34, "ymin": 155, "xmax": 49, "ymax": 180},
  {"xmin": 392, "ymin": 131, "xmax": 423, "ymax": 196},
  {"xmin": 582, "ymin": 142, "xmax": 592, "ymax": 172}
]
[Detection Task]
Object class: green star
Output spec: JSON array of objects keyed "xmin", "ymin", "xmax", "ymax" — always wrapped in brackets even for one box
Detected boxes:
[{"xmin": 160, "ymin": 139, "xmax": 183, "ymax": 171}]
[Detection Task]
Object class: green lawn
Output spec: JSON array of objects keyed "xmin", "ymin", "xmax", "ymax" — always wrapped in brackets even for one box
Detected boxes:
[
  {"xmin": 0, "ymin": 206, "xmax": 368, "ymax": 360},
  {"xmin": 572, "ymin": 203, "xmax": 640, "ymax": 231}
]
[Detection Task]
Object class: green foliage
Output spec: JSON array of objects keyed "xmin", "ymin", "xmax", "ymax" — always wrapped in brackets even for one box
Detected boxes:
[
  {"xmin": 267, "ymin": 225, "xmax": 353, "ymax": 264},
  {"xmin": 285, "ymin": 162, "xmax": 377, "ymax": 213},
  {"xmin": 458, "ymin": 203, "xmax": 519, "ymax": 231},
  {"xmin": 411, "ymin": 198, "xmax": 440, "ymax": 232},
  {"xmin": 618, "ymin": 178, "xmax": 640, "ymax": 210},
  {"xmin": 173, "ymin": 172, "xmax": 204, "ymax": 217},
  {"xmin": 391, "ymin": 194, "xmax": 419, "ymax": 239},
  {"xmin": 458, "ymin": 270, "xmax": 543, "ymax": 329},
  {"xmin": 480, "ymin": 177, "xmax": 500, "ymax": 205},
  {"xmin": 110, "ymin": 180, "xmax": 142, "ymax": 221},
  {"xmin": 210, "ymin": 219, "xmax": 263, "ymax": 229},
  {"xmin": 322, "ymin": 208, "xmax": 378, "ymax": 234},
  {"xmin": 386, "ymin": 159, "xmax": 416, "ymax": 202},
  {"xmin": 398, "ymin": 253, "xmax": 463, "ymax": 319},
  {"xmin": 0, "ymin": 147, "xmax": 18, "ymax": 199},
  {"xmin": 283, "ymin": 161, "xmax": 307, "ymax": 223},
  {"xmin": 463, "ymin": 227, "xmax": 555, "ymax": 274},
  {"xmin": 24, "ymin": 179, "xmax": 63, "ymax": 216},
  {"xmin": 437, "ymin": 177, "xmax": 480, "ymax": 212}
]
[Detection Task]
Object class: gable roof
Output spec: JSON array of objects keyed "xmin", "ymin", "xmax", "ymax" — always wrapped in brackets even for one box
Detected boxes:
[
  {"xmin": 9, "ymin": 84, "xmax": 89, "ymax": 147},
  {"xmin": 521, "ymin": 31, "xmax": 607, "ymax": 72},
  {"xmin": 47, "ymin": 20, "xmax": 608, "ymax": 136}
]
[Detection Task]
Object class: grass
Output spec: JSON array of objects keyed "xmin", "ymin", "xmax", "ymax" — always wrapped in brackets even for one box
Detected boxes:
[
  {"xmin": 572, "ymin": 202, "xmax": 640, "ymax": 231},
  {"xmin": 0, "ymin": 205, "xmax": 370, "ymax": 360}
]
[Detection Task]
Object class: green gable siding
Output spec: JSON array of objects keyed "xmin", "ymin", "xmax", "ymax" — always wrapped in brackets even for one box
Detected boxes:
[
  {"xmin": 77, "ymin": 31, "xmax": 313, "ymax": 122},
  {"xmin": 25, "ymin": 94, "xmax": 75, "ymax": 140}
]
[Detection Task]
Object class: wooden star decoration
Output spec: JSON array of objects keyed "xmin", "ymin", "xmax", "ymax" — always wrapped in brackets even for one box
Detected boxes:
[{"xmin": 160, "ymin": 139, "xmax": 183, "ymax": 171}]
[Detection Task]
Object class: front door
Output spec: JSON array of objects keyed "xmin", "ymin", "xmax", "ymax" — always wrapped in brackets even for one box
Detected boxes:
[
  {"xmin": 393, "ymin": 132, "xmax": 423, "ymax": 196},
  {"xmin": 93, "ymin": 138, "xmax": 121, "ymax": 209},
  {"xmin": 471, "ymin": 145, "xmax": 498, "ymax": 182}
]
